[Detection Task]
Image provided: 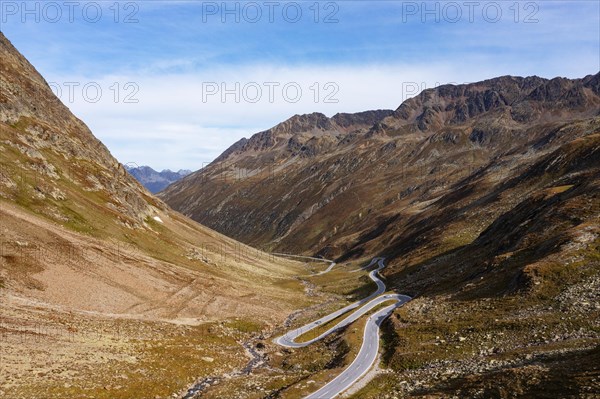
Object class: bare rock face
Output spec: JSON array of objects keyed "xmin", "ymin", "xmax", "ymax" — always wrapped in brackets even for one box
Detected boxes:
[
  {"xmin": 0, "ymin": 32, "xmax": 164, "ymax": 227},
  {"xmin": 213, "ymin": 110, "xmax": 393, "ymax": 163},
  {"xmin": 382, "ymin": 75, "xmax": 600, "ymax": 134},
  {"xmin": 161, "ymin": 72, "xmax": 600, "ymax": 260}
]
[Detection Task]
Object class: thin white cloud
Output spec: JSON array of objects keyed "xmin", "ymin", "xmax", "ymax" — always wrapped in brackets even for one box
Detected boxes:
[{"xmin": 49, "ymin": 59, "xmax": 597, "ymax": 171}]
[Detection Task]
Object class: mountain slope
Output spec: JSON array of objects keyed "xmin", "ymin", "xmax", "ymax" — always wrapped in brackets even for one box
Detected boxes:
[
  {"xmin": 0, "ymin": 32, "xmax": 311, "ymax": 398},
  {"xmin": 346, "ymin": 129, "xmax": 600, "ymax": 398},
  {"xmin": 160, "ymin": 73, "xmax": 599, "ymax": 259}
]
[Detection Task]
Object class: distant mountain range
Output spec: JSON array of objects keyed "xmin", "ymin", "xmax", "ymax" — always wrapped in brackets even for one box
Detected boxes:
[{"xmin": 125, "ymin": 165, "xmax": 191, "ymax": 193}]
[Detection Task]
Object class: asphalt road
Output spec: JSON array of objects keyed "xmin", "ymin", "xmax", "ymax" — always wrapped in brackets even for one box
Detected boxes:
[
  {"xmin": 274, "ymin": 257, "xmax": 387, "ymax": 348},
  {"xmin": 273, "ymin": 253, "xmax": 337, "ymax": 276},
  {"xmin": 316, "ymin": 262, "xmax": 337, "ymax": 275},
  {"xmin": 303, "ymin": 298, "xmax": 409, "ymax": 399},
  {"xmin": 274, "ymin": 257, "xmax": 411, "ymax": 398}
]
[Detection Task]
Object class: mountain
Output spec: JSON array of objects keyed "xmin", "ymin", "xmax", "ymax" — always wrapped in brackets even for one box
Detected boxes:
[
  {"xmin": 160, "ymin": 74, "xmax": 599, "ymax": 259},
  {"xmin": 125, "ymin": 165, "xmax": 191, "ymax": 193},
  {"xmin": 0, "ymin": 32, "xmax": 309, "ymax": 398},
  {"xmin": 161, "ymin": 74, "xmax": 600, "ymax": 396}
]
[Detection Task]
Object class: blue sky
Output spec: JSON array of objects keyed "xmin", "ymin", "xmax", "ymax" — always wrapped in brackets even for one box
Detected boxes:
[{"xmin": 1, "ymin": 1, "xmax": 599, "ymax": 170}]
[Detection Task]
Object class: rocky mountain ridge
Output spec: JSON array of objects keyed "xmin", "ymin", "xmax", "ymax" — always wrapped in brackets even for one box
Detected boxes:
[
  {"xmin": 213, "ymin": 109, "xmax": 393, "ymax": 163},
  {"xmin": 381, "ymin": 74, "xmax": 599, "ymax": 134},
  {"xmin": 161, "ymin": 72, "xmax": 600, "ymax": 258}
]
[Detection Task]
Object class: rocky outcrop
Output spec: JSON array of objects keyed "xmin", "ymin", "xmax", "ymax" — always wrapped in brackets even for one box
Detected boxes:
[{"xmin": 382, "ymin": 74, "xmax": 600, "ymax": 134}]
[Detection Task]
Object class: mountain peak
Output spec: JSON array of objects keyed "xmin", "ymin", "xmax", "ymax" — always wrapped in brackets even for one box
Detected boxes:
[
  {"xmin": 270, "ymin": 112, "xmax": 333, "ymax": 136},
  {"xmin": 211, "ymin": 109, "xmax": 394, "ymax": 163},
  {"xmin": 385, "ymin": 73, "xmax": 600, "ymax": 134}
]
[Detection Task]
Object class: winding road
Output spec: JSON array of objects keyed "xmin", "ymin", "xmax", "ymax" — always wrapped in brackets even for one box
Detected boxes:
[
  {"xmin": 273, "ymin": 253, "xmax": 337, "ymax": 276},
  {"xmin": 274, "ymin": 257, "xmax": 411, "ymax": 398}
]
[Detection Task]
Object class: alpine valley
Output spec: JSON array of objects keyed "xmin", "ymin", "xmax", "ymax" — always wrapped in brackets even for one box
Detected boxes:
[{"xmin": 1, "ymin": 28, "xmax": 599, "ymax": 399}]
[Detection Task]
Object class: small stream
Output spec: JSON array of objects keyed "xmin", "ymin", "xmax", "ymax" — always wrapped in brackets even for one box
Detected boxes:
[{"xmin": 181, "ymin": 341, "xmax": 264, "ymax": 398}]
